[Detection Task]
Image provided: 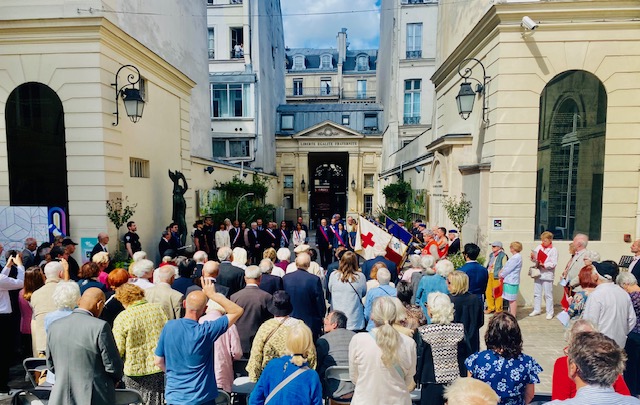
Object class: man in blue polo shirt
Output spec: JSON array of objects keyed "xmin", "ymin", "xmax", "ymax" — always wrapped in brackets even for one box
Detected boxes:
[{"xmin": 155, "ymin": 278, "xmax": 244, "ymax": 405}]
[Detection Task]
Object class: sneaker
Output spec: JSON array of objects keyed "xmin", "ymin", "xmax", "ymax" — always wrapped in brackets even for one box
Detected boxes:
[
  {"xmin": 546, "ymin": 313, "xmax": 554, "ymax": 320},
  {"xmin": 529, "ymin": 311, "xmax": 541, "ymax": 317}
]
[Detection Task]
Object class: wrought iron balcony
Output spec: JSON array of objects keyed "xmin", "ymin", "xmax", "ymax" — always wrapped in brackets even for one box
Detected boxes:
[
  {"xmin": 406, "ymin": 50, "xmax": 422, "ymax": 59},
  {"xmin": 403, "ymin": 116, "xmax": 421, "ymax": 125},
  {"xmin": 286, "ymin": 87, "xmax": 339, "ymax": 98},
  {"xmin": 342, "ymin": 90, "xmax": 376, "ymax": 100}
]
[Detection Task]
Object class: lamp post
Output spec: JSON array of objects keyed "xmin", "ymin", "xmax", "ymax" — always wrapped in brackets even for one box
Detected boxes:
[
  {"xmin": 112, "ymin": 64, "xmax": 145, "ymax": 126},
  {"xmin": 235, "ymin": 192, "xmax": 254, "ymax": 222},
  {"xmin": 456, "ymin": 58, "xmax": 490, "ymax": 123}
]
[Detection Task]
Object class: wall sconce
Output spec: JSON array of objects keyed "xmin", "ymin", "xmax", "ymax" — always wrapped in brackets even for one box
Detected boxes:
[
  {"xmin": 300, "ymin": 176, "xmax": 306, "ymax": 192},
  {"xmin": 112, "ymin": 64, "xmax": 145, "ymax": 126},
  {"xmin": 351, "ymin": 177, "xmax": 356, "ymax": 191},
  {"xmin": 456, "ymin": 58, "xmax": 490, "ymax": 123},
  {"xmin": 204, "ymin": 166, "xmax": 215, "ymax": 174}
]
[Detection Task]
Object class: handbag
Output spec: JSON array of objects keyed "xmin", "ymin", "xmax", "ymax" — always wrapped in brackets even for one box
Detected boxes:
[{"xmin": 528, "ymin": 266, "xmax": 541, "ymax": 278}]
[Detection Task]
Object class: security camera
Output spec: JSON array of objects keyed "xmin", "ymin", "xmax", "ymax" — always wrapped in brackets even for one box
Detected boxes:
[{"xmin": 522, "ymin": 16, "xmax": 538, "ymax": 30}]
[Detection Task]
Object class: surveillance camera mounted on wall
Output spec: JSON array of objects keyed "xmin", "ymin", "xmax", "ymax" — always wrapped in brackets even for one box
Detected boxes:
[{"xmin": 521, "ymin": 16, "xmax": 538, "ymax": 30}]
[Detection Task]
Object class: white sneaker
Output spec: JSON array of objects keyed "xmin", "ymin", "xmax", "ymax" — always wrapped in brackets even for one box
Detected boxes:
[
  {"xmin": 546, "ymin": 313, "xmax": 554, "ymax": 320},
  {"xmin": 529, "ymin": 311, "xmax": 541, "ymax": 317}
]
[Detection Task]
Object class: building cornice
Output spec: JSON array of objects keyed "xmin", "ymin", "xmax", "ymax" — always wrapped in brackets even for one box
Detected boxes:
[{"xmin": 426, "ymin": 133, "xmax": 472, "ymax": 153}]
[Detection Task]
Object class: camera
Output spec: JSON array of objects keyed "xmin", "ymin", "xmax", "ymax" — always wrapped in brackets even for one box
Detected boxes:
[{"xmin": 522, "ymin": 16, "xmax": 538, "ymax": 30}]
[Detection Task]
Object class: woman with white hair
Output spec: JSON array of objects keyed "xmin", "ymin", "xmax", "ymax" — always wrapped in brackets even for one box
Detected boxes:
[
  {"xmin": 410, "ymin": 255, "xmax": 434, "ymax": 304},
  {"xmin": 274, "ymin": 247, "xmax": 291, "ymax": 274},
  {"xmin": 44, "ymin": 281, "xmax": 81, "ymax": 332},
  {"xmin": 416, "ymin": 259, "xmax": 453, "ymax": 320},
  {"xmin": 617, "ymin": 271, "xmax": 640, "ymax": 396},
  {"xmin": 416, "ymin": 292, "xmax": 468, "ymax": 405},
  {"xmin": 402, "ymin": 254, "xmax": 423, "ymax": 282},
  {"xmin": 349, "ymin": 296, "xmax": 416, "ymax": 405},
  {"xmin": 129, "ymin": 259, "xmax": 155, "ymax": 290},
  {"xmin": 232, "ymin": 247, "xmax": 248, "ymax": 270}
]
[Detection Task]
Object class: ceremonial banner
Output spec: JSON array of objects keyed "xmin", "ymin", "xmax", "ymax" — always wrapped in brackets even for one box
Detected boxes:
[
  {"xmin": 386, "ymin": 235, "xmax": 408, "ymax": 266},
  {"xmin": 385, "ymin": 217, "xmax": 413, "ymax": 245},
  {"xmin": 354, "ymin": 215, "xmax": 392, "ymax": 260}
]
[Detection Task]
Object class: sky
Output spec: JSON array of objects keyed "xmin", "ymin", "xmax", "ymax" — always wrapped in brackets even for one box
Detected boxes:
[{"xmin": 280, "ymin": 0, "xmax": 381, "ymax": 50}]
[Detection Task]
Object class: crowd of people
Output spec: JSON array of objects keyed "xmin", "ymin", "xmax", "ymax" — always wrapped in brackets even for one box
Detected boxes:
[{"xmin": 1, "ymin": 215, "xmax": 640, "ymax": 405}]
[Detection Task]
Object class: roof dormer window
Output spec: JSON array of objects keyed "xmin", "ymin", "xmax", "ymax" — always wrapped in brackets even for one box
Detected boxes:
[
  {"xmin": 320, "ymin": 54, "xmax": 333, "ymax": 69},
  {"xmin": 293, "ymin": 55, "xmax": 305, "ymax": 70},
  {"xmin": 356, "ymin": 54, "xmax": 369, "ymax": 71}
]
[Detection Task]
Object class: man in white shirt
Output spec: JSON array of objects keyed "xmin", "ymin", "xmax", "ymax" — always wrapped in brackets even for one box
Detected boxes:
[
  {"xmin": 582, "ymin": 261, "xmax": 636, "ymax": 348},
  {"xmin": 0, "ymin": 254, "xmax": 24, "ymax": 397},
  {"xmin": 629, "ymin": 239, "xmax": 640, "ymax": 280}
]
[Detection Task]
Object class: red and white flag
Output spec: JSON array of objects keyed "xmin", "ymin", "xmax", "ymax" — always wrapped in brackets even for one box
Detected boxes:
[
  {"xmin": 386, "ymin": 236, "xmax": 408, "ymax": 266},
  {"xmin": 354, "ymin": 216, "xmax": 392, "ymax": 260}
]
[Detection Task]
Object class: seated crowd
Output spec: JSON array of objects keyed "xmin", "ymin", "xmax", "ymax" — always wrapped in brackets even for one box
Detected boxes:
[{"xmin": 1, "ymin": 224, "xmax": 640, "ymax": 405}]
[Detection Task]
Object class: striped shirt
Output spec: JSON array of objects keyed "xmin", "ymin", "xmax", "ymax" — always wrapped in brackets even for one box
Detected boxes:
[{"xmin": 544, "ymin": 385, "xmax": 640, "ymax": 405}]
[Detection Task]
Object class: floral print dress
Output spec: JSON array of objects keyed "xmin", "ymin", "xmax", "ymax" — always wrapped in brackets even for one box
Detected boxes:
[{"xmin": 465, "ymin": 350, "xmax": 542, "ymax": 405}]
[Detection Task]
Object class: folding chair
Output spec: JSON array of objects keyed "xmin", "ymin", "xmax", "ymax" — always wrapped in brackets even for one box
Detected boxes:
[
  {"xmin": 114, "ymin": 388, "xmax": 144, "ymax": 405},
  {"xmin": 216, "ymin": 390, "xmax": 232, "ymax": 405},
  {"xmin": 22, "ymin": 358, "xmax": 48, "ymax": 389},
  {"xmin": 324, "ymin": 366, "xmax": 352, "ymax": 405},
  {"xmin": 232, "ymin": 358, "xmax": 249, "ymax": 378}
]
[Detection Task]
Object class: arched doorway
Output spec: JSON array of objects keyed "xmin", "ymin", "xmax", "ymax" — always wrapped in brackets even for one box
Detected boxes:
[
  {"xmin": 308, "ymin": 152, "xmax": 348, "ymax": 225},
  {"xmin": 5, "ymin": 82, "xmax": 69, "ymax": 210}
]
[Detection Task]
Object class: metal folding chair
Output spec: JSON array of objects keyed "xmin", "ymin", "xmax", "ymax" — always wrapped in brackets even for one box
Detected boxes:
[
  {"xmin": 216, "ymin": 390, "xmax": 232, "ymax": 405},
  {"xmin": 324, "ymin": 366, "xmax": 352, "ymax": 405},
  {"xmin": 22, "ymin": 358, "xmax": 48, "ymax": 389},
  {"xmin": 114, "ymin": 388, "xmax": 144, "ymax": 405}
]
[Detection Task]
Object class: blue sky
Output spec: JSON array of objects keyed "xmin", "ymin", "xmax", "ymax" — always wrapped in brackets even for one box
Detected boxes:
[{"xmin": 280, "ymin": 0, "xmax": 381, "ymax": 50}]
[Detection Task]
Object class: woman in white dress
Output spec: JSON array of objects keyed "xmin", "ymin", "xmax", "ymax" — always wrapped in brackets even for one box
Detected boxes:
[{"xmin": 292, "ymin": 223, "xmax": 307, "ymax": 248}]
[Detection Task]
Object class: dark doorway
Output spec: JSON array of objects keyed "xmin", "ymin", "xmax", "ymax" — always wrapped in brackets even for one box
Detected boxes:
[
  {"xmin": 5, "ymin": 82, "xmax": 69, "ymax": 210},
  {"xmin": 309, "ymin": 152, "xmax": 348, "ymax": 227}
]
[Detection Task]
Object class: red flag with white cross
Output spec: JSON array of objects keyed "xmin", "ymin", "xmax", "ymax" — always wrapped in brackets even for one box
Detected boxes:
[{"xmin": 354, "ymin": 215, "xmax": 393, "ymax": 260}]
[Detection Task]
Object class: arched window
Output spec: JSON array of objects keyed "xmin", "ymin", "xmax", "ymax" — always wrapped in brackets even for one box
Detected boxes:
[
  {"xmin": 320, "ymin": 54, "xmax": 333, "ymax": 69},
  {"xmin": 5, "ymin": 82, "xmax": 69, "ymax": 210},
  {"xmin": 534, "ymin": 71, "xmax": 607, "ymax": 240},
  {"xmin": 356, "ymin": 55, "xmax": 369, "ymax": 71},
  {"xmin": 293, "ymin": 55, "xmax": 305, "ymax": 70}
]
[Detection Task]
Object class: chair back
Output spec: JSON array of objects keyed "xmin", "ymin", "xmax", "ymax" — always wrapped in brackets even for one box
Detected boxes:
[
  {"xmin": 216, "ymin": 390, "xmax": 231, "ymax": 405},
  {"xmin": 324, "ymin": 366, "xmax": 351, "ymax": 382},
  {"xmin": 233, "ymin": 358, "xmax": 249, "ymax": 378},
  {"xmin": 114, "ymin": 388, "xmax": 144, "ymax": 405},
  {"xmin": 22, "ymin": 358, "xmax": 47, "ymax": 388}
]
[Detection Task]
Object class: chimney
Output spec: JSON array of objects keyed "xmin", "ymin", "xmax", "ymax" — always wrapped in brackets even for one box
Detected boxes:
[{"xmin": 337, "ymin": 28, "xmax": 347, "ymax": 64}]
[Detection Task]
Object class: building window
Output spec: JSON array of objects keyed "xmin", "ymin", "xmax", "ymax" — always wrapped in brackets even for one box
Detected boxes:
[
  {"xmin": 212, "ymin": 138, "xmax": 252, "ymax": 160},
  {"xmin": 364, "ymin": 174, "xmax": 374, "ymax": 189},
  {"xmin": 293, "ymin": 79, "xmax": 303, "ymax": 96},
  {"xmin": 342, "ymin": 115, "xmax": 350, "ymax": 125},
  {"xmin": 402, "ymin": 140, "xmax": 412, "ymax": 148},
  {"xmin": 230, "ymin": 0, "xmax": 243, "ymax": 3},
  {"xmin": 293, "ymin": 55, "xmax": 305, "ymax": 70},
  {"xmin": 320, "ymin": 54, "xmax": 332, "ymax": 69},
  {"xmin": 207, "ymin": 0, "xmax": 213, "ymax": 5},
  {"xmin": 283, "ymin": 175, "xmax": 294, "ymax": 189},
  {"xmin": 129, "ymin": 158, "xmax": 149, "ymax": 178},
  {"xmin": 210, "ymin": 83, "xmax": 250, "ymax": 118},
  {"xmin": 406, "ymin": 23, "xmax": 422, "ymax": 59},
  {"xmin": 357, "ymin": 55, "xmax": 369, "ymax": 71},
  {"xmin": 321, "ymin": 78, "xmax": 331, "ymax": 95},
  {"xmin": 207, "ymin": 28, "xmax": 215, "ymax": 59},
  {"xmin": 364, "ymin": 194, "xmax": 373, "ymax": 215},
  {"xmin": 364, "ymin": 113, "xmax": 378, "ymax": 130},
  {"xmin": 283, "ymin": 194, "xmax": 293, "ymax": 208},
  {"xmin": 230, "ymin": 27, "xmax": 243, "ymax": 58},
  {"xmin": 357, "ymin": 80, "xmax": 367, "ymax": 99},
  {"xmin": 404, "ymin": 79, "xmax": 421, "ymax": 125},
  {"xmin": 534, "ymin": 70, "xmax": 606, "ymax": 240},
  {"xmin": 281, "ymin": 114, "xmax": 294, "ymax": 130}
]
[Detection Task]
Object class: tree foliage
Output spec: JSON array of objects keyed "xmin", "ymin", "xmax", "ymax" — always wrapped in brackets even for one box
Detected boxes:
[
  {"xmin": 381, "ymin": 180, "xmax": 414, "ymax": 221},
  {"xmin": 204, "ymin": 176, "xmax": 275, "ymax": 225},
  {"xmin": 442, "ymin": 193, "xmax": 472, "ymax": 231},
  {"xmin": 106, "ymin": 197, "xmax": 137, "ymax": 232}
]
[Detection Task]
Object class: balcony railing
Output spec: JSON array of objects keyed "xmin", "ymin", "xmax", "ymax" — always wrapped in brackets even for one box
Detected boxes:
[
  {"xmin": 286, "ymin": 87, "xmax": 339, "ymax": 98},
  {"xmin": 342, "ymin": 90, "xmax": 376, "ymax": 100},
  {"xmin": 403, "ymin": 116, "xmax": 421, "ymax": 125},
  {"xmin": 401, "ymin": 0, "xmax": 436, "ymax": 4},
  {"xmin": 406, "ymin": 50, "xmax": 422, "ymax": 59},
  {"xmin": 230, "ymin": 51, "xmax": 244, "ymax": 59}
]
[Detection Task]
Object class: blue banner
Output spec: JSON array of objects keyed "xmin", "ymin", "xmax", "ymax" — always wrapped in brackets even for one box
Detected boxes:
[{"xmin": 385, "ymin": 217, "xmax": 413, "ymax": 245}]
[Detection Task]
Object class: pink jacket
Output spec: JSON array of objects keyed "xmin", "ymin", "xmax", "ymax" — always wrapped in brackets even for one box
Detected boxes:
[{"xmin": 199, "ymin": 310, "xmax": 242, "ymax": 392}]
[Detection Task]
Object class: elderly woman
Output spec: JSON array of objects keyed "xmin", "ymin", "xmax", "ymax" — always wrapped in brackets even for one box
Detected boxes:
[
  {"xmin": 617, "ymin": 272, "xmax": 640, "ymax": 396},
  {"xmin": 529, "ymin": 231, "xmax": 558, "ymax": 319},
  {"xmin": 44, "ymin": 281, "xmax": 80, "ymax": 333},
  {"xmin": 349, "ymin": 296, "xmax": 417, "ymax": 405},
  {"xmin": 257, "ymin": 259, "xmax": 283, "ymax": 295},
  {"xmin": 113, "ymin": 283, "xmax": 168, "ymax": 405},
  {"xmin": 410, "ymin": 255, "xmax": 435, "ymax": 304},
  {"xmin": 232, "ymin": 247, "xmax": 249, "ymax": 270},
  {"xmin": 465, "ymin": 312, "xmax": 542, "ymax": 405},
  {"xmin": 364, "ymin": 268, "xmax": 396, "ymax": 331},
  {"xmin": 366, "ymin": 262, "xmax": 395, "ymax": 294},
  {"xmin": 567, "ymin": 266, "xmax": 598, "ymax": 319},
  {"xmin": 444, "ymin": 377, "xmax": 500, "ymax": 405},
  {"xmin": 129, "ymin": 259, "xmax": 155, "ymax": 290},
  {"xmin": 328, "ymin": 251, "xmax": 367, "ymax": 331},
  {"xmin": 101, "ymin": 268, "xmax": 130, "ymax": 326},
  {"xmin": 274, "ymin": 247, "xmax": 291, "ymax": 274},
  {"xmin": 498, "ymin": 242, "xmax": 523, "ymax": 316},
  {"xmin": 250, "ymin": 323, "xmax": 323, "ymax": 405},
  {"xmin": 551, "ymin": 319, "xmax": 630, "ymax": 400},
  {"xmin": 92, "ymin": 251, "xmax": 111, "ymax": 288},
  {"xmin": 402, "ymin": 254, "xmax": 423, "ymax": 282},
  {"xmin": 447, "ymin": 270, "xmax": 483, "ymax": 353},
  {"xmin": 416, "ymin": 259, "xmax": 454, "ymax": 320},
  {"xmin": 417, "ymin": 292, "xmax": 469, "ymax": 405},
  {"xmin": 77, "ymin": 262, "xmax": 108, "ymax": 294},
  {"xmin": 247, "ymin": 290, "xmax": 317, "ymax": 382}
]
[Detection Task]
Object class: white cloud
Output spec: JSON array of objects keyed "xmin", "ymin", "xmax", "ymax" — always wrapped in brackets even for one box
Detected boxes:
[{"xmin": 281, "ymin": 0, "xmax": 380, "ymax": 50}]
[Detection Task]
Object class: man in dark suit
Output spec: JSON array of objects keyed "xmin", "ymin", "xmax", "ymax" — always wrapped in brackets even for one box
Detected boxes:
[
  {"xmin": 21, "ymin": 237, "xmax": 37, "ymax": 269},
  {"xmin": 158, "ymin": 230, "xmax": 173, "ymax": 258},
  {"xmin": 216, "ymin": 246, "xmax": 245, "ymax": 296},
  {"xmin": 283, "ymin": 252, "xmax": 326, "ymax": 340},
  {"xmin": 247, "ymin": 222, "xmax": 262, "ymax": 264},
  {"xmin": 361, "ymin": 247, "xmax": 398, "ymax": 283},
  {"xmin": 257, "ymin": 259, "xmax": 284, "ymax": 295},
  {"xmin": 230, "ymin": 224, "xmax": 244, "ymax": 249},
  {"xmin": 47, "ymin": 288, "xmax": 123, "ymax": 405},
  {"xmin": 459, "ymin": 243, "xmax": 489, "ymax": 296},
  {"xmin": 448, "ymin": 229, "xmax": 461, "ymax": 256},
  {"xmin": 316, "ymin": 218, "xmax": 334, "ymax": 269},
  {"xmin": 230, "ymin": 266, "xmax": 273, "ymax": 357},
  {"xmin": 261, "ymin": 222, "xmax": 278, "ymax": 251},
  {"xmin": 90, "ymin": 232, "xmax": 109, "ymax": 261}
]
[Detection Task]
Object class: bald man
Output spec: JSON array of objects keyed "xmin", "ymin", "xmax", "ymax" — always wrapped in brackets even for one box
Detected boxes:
[
  {"xmin": 90, "ymin": 232, "xmax": 110, "ymax": 261},
  {"xmin": 47, "ymin": 288, "xmax": 123, "ymax": 405},
  {"xmin": 155, "ymin": 278, "xmax": 243, "ymax": 404},
  {"xmin": 185, "ymin": 261, "xmax": 230, "ymax": 298}
]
